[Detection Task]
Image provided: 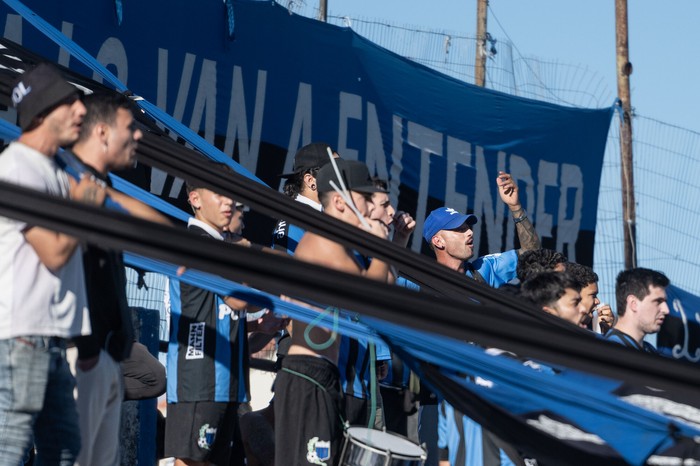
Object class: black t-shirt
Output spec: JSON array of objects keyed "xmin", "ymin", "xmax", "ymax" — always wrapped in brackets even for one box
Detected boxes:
[{"xmin": 70, "ymin": 151, "xmax": 134, "ymax": 361}]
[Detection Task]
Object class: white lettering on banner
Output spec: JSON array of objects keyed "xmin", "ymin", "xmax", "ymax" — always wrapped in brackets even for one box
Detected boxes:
[
  {"xmin": 3, "ymin": 14, "xmax": 22, "ymax": 44},
  {"xmin": 671, "ymin": 298, "xmax": 700, "ymax": 363},
  {"xmin": 19, "ymin": 35, "xmax": 588, "ymax": 247},
  {"xmin": 388, "ymin": 115, "xmax": 404, "ymax": 211},
  {"xmin": 224, "ymin": 66, "xmax": 267, "ymax": 174},
  {"xmin": 526, "ymin": 415, "xmax": 605, "ymax": 445},
  {"xmin": 139, "ymin": 50, "xmax": 585, "ymax": 253},
  {"xmin": 646, "ymin": 455, "xmax": 692, "ymax": 466},
  {"xmin": 472, "ymin": 148, "xmax": 506, "ymax": 255},
  {"xmin": 406, "ymin": 121, "xmax": 443, "ymax": 252},
  {"xmin": 173, "ymin": 52, "xmax": 197, "ymax": 123},
  {"xmin": 94, "ymin": 37, "xmax": 128, "ymax": 85},
  {"xmin": 507, "ymin": 155, "xmax": 535, "ymax": 249},
  {"xmin": 536, "ymin": 159, "xmax": 558, "ymax": 240},
  {"xmin": 365, "ymin": 102, "xmax": 390, "ymax": 184},
  {"xmin": 151, "ymin": 50, "xmax": 197, "ymax": 198},
  {"xmin": 190, "ymin": 58, "xmax": 217, "ymax": 144},
  {"xmin": 279, "ymin": 82, "xmax": 313, "ymax": 191},
  {"xmin": 622, "ymin": 394, "xmax": 700, "ymax": 429},
  {"xmin": 0, "ymin": 15, "xmax": 22, "ymax": 131},
  {"xmin": 337, "ymin": 91, "xmax": 362, "ymax": 161},
  {"xmin": 150, "ymin": 48, "xmax": 171, "ymax": 197},
  {"xmin": 557, "ymin": 163, "xmax": 583, "ymax": 261},
  {"xmin": 444, "ymin": 136, "xmax": 472, "ymax": 225},
  {"xmin": 58, "ymin": 22, "xmax": 73, "ymax": 67}
]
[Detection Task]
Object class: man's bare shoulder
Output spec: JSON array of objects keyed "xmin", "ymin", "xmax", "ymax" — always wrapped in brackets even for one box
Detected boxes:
[{"xmin": 295, "ymin": 232, "xmax": 362, "ymax": 275}]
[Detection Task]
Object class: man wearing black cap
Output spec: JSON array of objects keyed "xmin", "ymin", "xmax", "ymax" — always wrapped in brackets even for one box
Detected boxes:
[
  {"xmin": 0, "ymin": 63, "xmax": 106, "ymax": 464},
  {"xmin": 272, "ymin": 142, "xmax": 338, "ymax": 254},
  {"xmin": 274, "ymin": 159, "xmax": 390, "ymax": 466}
]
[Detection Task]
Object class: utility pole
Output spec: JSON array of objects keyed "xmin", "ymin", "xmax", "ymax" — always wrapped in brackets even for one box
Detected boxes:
[
  {"xmin": 475, "ymin": 0, "xmax": 488, "ymax": 86},
  {"xmin": 319, "ymin": 0, "xmax": 327, "ymax": 22},
  {"xmin": 615, "ymin": 0, "xmax": 636, "ymax": 269}
]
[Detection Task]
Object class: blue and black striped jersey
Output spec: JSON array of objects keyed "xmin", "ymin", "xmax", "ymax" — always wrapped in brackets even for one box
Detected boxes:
[
  {"xmin": 166, "ymin": 225, "xmax": 250, "ymax": 403},
  {"xmin": 604, "ymin": 328, "xmax": 658, "ymax": 353}
]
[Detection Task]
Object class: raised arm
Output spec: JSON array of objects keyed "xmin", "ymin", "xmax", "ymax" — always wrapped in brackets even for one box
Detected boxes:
[{"xmin": 496, "ymin": 171, "xmax": 540, "ymax": 253}]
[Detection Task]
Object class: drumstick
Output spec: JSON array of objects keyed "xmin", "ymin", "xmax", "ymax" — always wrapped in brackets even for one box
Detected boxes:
[
  {"xmin": 329, "ymin": 180, "xmax": 371, "ymax": 230},
  {"xmin": 325, "ymin": 147, "xmax": 372, "ymax": 229},
  {"xmin": 327, "ymin": 147, "xmax": 347, "ymax": 193}
]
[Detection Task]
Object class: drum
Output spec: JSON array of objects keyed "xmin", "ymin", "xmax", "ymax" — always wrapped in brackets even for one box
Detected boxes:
[{"xmin": 339, "ymin": 427, "xmax": 426, "ymax": 466}]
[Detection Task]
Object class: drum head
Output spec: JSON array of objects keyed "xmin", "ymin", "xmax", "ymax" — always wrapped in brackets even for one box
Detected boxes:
[{"xmin": 346, "ymin": 427, "xmax": 425, "ymax": 457}]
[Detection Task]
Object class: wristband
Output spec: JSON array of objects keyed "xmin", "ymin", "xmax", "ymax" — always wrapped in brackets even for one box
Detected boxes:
[{"xmin": 513, "ymin": 211, "xmax": 528, "ymax": 224}]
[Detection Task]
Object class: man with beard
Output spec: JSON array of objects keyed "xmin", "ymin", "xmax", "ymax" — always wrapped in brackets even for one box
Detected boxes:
[
  {"xmin": 423, "ymin": 171, "xmax": 539, "ymax": 287},
  {"xmin": 426, "ymin": 172, "xmax": 539, "ymax": 466},
  {"xmin": 0, "ymin": 63, "xmax": 105, "ymax": 464},
  {"xmin": 66, "ymin": 93, "xmax": 171, "ymax": 466}
]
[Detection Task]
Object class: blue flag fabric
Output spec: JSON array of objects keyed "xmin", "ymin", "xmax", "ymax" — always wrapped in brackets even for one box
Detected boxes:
[
  {"xmin": 658, "ymin": 285, "xmax": 700, "ymax": 364},
  {"xmin": 374, "ymin": 318, "xmax": 700, "ymax": 466},
  {"xmin": 6, "ymin": 2, "xmax": 690, "ymax": 463},
  {"xmin": 0, "ymin": 0, "xmax": 613, "ymax": 263}
]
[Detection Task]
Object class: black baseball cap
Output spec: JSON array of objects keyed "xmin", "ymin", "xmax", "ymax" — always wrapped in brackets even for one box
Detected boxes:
[
  {"xmin": 316, "ymin": 160, "xmax": 388, "ymax": 194},
  {"xmin": 278, "ymin": 142, "xmax": 334, "ymax": 178},
  {"xmin": 11, "ymin": 63, "xmax": 80, "ymax": 131}
]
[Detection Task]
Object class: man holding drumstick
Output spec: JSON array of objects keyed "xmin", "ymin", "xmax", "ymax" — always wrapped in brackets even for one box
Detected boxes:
[{"xmin": 274, "ymin": 160, "xmax": 390, "ymax": 466}]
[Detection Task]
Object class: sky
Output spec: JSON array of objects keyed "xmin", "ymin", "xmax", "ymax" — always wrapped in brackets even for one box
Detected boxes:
[
  {"xmin": 318, "ymin": 0, "xmax": 700, "ymax": 304},
  {"xmin": 324, "ymin": 0, "xmax": 700, "ymax": 134}
]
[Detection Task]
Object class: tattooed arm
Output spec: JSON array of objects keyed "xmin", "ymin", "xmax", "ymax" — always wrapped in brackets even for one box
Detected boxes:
[
  {"xmin": 512, "ymin": 209, "xmax": 540, "ymax": 254},
  {"xmin": 24, "ymin": 176, "xmax": 107, "ymax": 272},
  {"xmin": 496, "ymin": 171, "xmax": 540, "ymax": 254}
]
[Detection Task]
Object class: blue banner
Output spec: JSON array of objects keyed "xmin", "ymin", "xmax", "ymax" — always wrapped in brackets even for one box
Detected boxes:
[
  {"xmin": 659, "ymin": 285, "xmax": 700, "ymax": 363},
  {"xmin": 0, "ymin": 0, "xmax": 613, "ymax": 261}
]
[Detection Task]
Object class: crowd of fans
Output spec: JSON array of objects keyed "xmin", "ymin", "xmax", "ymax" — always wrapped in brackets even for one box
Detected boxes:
[{"xmin": 0, "ymin": 63, "xmax": 671, "ymax": 466}]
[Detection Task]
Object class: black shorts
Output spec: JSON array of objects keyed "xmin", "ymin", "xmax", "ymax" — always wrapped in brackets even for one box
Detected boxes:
[
  {"xmin": 379, "ymin": 386, "xmax": 408, "ymax": 436},
  {"xmin": 274, "ymin": 355, "xmax": 344, "ymax": 466},
  {"xmin": 344, "ymin": 391, "xmax": 385, "ymax": 430},
  {"xmin": 344, "ymin": 394, "xmax": 370, "ymax": 427},
  {"xmin": 164, "ymin": 401, "xmax": 239, "ymax": 464}
]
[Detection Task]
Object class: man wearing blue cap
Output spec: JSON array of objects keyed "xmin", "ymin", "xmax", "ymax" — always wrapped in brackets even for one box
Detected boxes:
[
  {"xmin": 423, "ymin": 171, "xmax": 539, "ymax": 288},
  {"xmin": 426, "ymin": 172, "xmax": 540, "ymax": 466}
]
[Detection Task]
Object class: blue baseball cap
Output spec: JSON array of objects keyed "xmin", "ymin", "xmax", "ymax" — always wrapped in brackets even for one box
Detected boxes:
[{"xmin": 422, "ymin": 207, "xmax": 478, "ymax": 243}]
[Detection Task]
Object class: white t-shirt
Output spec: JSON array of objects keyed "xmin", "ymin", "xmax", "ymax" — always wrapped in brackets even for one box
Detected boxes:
[{"xmin": 0, "ymin": 141, "xmax": 90, "ymax": 339}]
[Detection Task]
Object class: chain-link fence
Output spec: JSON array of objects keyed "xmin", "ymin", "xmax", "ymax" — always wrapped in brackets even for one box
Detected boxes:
[
  {"xmin": 284, "ymin": 2, "xmax": 700, "ymax": 305},
  {"xmin": 124, "ymin": 3, "xmax": 700, "ymax": 314}
]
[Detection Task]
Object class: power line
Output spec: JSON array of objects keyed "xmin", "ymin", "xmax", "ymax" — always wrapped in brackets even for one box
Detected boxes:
[{"xmin": 487, "ymin": 4, "xmax": 578, "ymax": 107}]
